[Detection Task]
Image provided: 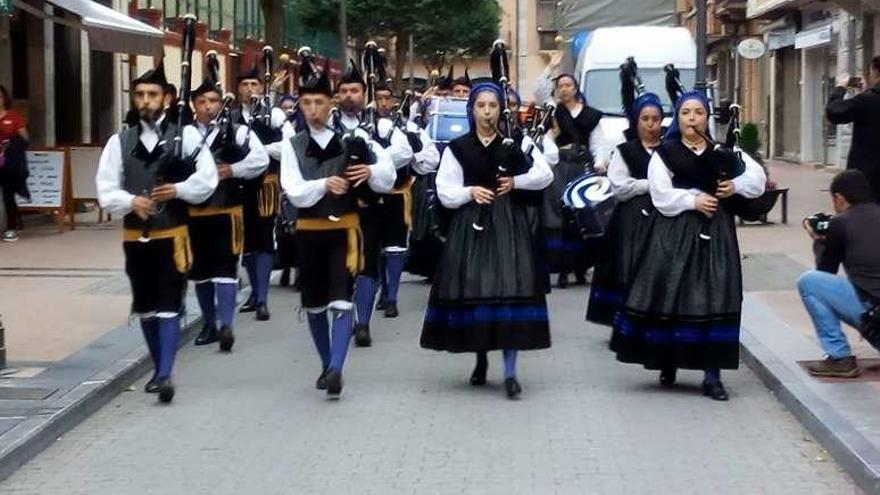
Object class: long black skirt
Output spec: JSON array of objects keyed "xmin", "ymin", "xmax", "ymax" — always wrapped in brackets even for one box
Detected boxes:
[
  {"xmin": 421, "ymin": 196, "xmax": 551, "ymax": 353},
  {"xmin": 610, "ymin": 208, "xmax": 743, "ymax": 370},
  {"xmin": 543, "ymin": 158, "xmax": 590, "ymax": 274},
  {"xmin": 587, "ymin": 194, "xmax": 656, "ymax": 325}
]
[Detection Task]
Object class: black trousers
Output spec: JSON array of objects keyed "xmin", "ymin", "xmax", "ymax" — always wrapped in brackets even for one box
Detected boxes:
[{"xmin": 1, "ymin": 182, "xmax": 20, "ymax": 230}]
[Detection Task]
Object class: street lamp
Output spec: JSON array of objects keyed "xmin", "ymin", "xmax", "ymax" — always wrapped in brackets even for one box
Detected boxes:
[{"xmin": 694, "ymin": 0, "xmax": 708, "ymax": 93}]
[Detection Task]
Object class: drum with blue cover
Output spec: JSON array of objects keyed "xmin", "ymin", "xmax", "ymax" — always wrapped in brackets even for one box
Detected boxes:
[
  {"xmin": 426, "ymin": 97, "xmax": 470, "ymax": 148},
  {"xmin": 562, "ymin": 171, "xmax": 617, "ymax": 239}
]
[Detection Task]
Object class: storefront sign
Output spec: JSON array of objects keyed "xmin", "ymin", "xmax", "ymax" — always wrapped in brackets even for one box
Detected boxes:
[
  {"xmin": 795, "ymin": 25, "xmax": 832, "ymax": 50},
  {"xmin": 737, "ymin": 38, "xmax": 767, "ymax": 59}
]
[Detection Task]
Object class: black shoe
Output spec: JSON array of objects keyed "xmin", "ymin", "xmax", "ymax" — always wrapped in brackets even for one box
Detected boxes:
[
  {"xmin": 470, "ymin": 353, "xmax": 488, "ymax": 386},
  {"xmin": 557, "ymin": 273, "xmax": 569, "ymax": 289},
  {"xmin": 256, "ymin": 304, "xmax": 270, "ymax": 321},
  {"xmin": 659, "ymin": 368, "xmax": 677, "ymax": 387},
  {"xmin": 218, "ymin": 326, "xmax": 235, "ymax": 352},
  {"xmin": 325, "ymin": 370, "xmax": 343, "ymax": 399},
  {"xmin": 157, "ymin": 377, "xmax": 175, "ymax": 403},
  {"xmin": 375, "ymin": 298, "xmax": 387, "ymax": 311},
  {"xmin": 702, "ymin": 381, "xmax": 729, "ymax": 401},
  {"xmin": 315, "ymin": 368, "xmax": 330, "ymax": 390},
  {"xmin": 144, "ymin": 375, "xmax": 160, "ymax": 393},
  {"xmin": 384, "ymin": 301, "xmax": 399, "ymax": 318},
  {"xmin": 354, "ymin": 323, "xmax": 372, "ymax": 347},
  {"xmin": 504, "ymin": 377, "xmax": 522, "ymax": 400},
  {"xmin": 194, "ymin": 325, "xmax": 218, "ymax": 346},
  {"xmin": 239, "ymin": 294, "xmax": 257, "ymax": 313}
]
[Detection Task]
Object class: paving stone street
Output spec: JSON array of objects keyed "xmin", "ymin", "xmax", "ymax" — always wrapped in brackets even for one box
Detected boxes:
[{"xmin": 0, "ymin": 278, "xmax": 861, "ymax": 494}]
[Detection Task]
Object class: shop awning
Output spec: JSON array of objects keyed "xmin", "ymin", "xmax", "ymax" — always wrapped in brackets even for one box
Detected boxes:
[{"xmin": 13, "ymin": 0, "xmax": 164, "ymax": 56}]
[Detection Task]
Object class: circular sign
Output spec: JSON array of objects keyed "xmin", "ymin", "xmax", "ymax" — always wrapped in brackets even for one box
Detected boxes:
[{"xmin": 737, "ymin": 38, "xmax": 767, "ymax": 59}]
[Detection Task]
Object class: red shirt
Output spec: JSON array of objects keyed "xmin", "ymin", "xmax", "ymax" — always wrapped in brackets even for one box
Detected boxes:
[{"xmin": 0, "ymin": 110, "xmax": 25, "ymax": 142}]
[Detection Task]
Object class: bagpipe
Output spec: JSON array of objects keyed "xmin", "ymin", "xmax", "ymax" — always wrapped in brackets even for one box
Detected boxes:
[
  {"xmin": 140, "ymin": 13, "xmax": 199, "ymax": 242},
  {"xmin": 620, "ymin": 56, "xmax": 647, "ymax": 141},
  {"xmin": 205, "ymin": 50, "xmax": 247, "ymax": 164},
  {"xmin": 248, "ymin": 46, "xmax": 283, "ymax": 144},
  {"xmin": 664, "ymin": 64, "xmax": 777, "ymax": 224},
  {"xmin": 472, "ymin": 39, "xmax": 522, "ymax": 232}
]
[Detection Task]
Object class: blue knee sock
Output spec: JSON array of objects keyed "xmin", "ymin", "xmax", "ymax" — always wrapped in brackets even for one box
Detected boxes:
[
  {"xmin": 215, "ymin": 282, "xmax": 237, "ymax": 329},
  {"xmin": 254, "ymin": 251, "xmax": 274, "ymax": 305},
  {"xmin": 503, "ymin": 350, "xmax": 518, "ymax": 379},
  {"xmin": 354, "ymin": 275, "xmax": 378, "ymax": 325},
  {"xmin": 703, "ymin": 368, "xmax": 721, "ymax": 384},
  {"xmin": 306, "ymin": 311, "xmax": 331, "ymax": 370},
  {"xmin": 329, "ymin": 308, "xmax": 354, "ymax": 372},
  {"xmin": 384, "ymin": 251, "xmax": 407, "ymax": 304},
  {"xmin": 156, "ymin": 316, "xmax": 181, "ymax": 379},
  {"xmin": 140, "ymin": 318, "xmax": 160, "ymax": 372},
  {"xmin": 194, "ymin": 282, "xmax": 217, "ymax": 328},
  {"xmin": 242, "ymin": 253, "xmax": 257, "ymax": 297},
  {"xmin": 378, "ymin": 253, "xmax": 388, "ymax": 301}
]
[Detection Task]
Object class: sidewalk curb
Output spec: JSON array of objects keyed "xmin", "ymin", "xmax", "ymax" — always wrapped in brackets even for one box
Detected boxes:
[
  {"xmin": 0, "ymin": 313, "xmax": 204, "ymax": 482},
  {"xmin": 740, "ymin": 328, "xmax": 880, "ymax": 494}
]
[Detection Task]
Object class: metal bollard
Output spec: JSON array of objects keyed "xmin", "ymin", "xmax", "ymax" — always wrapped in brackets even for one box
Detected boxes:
[{"xmin": 0, "ymin": 314, "xmax": 6, "ymax": 369}]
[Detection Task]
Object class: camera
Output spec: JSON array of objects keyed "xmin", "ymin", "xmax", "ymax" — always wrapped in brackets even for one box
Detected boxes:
[{"xmin": 805, "ymin": 212, "xmax": 833, "ymax": 235}]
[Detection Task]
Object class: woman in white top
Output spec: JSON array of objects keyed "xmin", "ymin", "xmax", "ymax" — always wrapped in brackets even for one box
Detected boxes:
[{"xmin": 610, "ymin": 91, "xmax": 766, "ymax": 401}]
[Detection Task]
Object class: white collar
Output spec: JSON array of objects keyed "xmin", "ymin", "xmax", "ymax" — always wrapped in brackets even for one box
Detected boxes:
[{"xmin": 308, "ymin": 124, "xmax": 335, "ymax": 149}]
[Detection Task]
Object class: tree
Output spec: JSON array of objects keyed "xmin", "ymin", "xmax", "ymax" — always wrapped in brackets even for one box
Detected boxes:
[
  {"xmin": 260, "ymin": 0, "xmax": 284, "ymax": 51},
  {"xmin": 295, "ymin": 0, "xmax": 500, "ymax": 89}
]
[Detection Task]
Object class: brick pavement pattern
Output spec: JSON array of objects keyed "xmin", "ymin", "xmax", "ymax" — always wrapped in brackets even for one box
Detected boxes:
[{"xmin": 0, "ymin": 281, "xmax": 862, "ymax": 494}]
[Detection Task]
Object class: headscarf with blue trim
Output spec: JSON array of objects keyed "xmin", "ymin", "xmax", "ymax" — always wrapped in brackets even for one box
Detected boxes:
[
  {"xmin": 465, "ymin": 82, "xmax": 504, "ymax": 133},
  {"xmin": 664, "ymin": 90, "xmax": 711, "ymax": 141}
]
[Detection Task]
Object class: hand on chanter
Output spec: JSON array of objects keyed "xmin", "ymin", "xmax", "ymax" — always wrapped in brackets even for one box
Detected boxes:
[
  {"xmin": 326, "ymin": 176, "xmax": 350, "ymax": 196},
  {"xmin": 131, "ymin": 196, "xmax": 156, "ymax": 221},
  {"xmin": 471, "ymin": 186, "xmax": 495, "ymax": 204},
  {"xmin": 695, "ymin": 193, "xmax": 718, "ymax": 218},
  {"xmin": 496, "ymin": 176, "xmax": 514, "ymax": 196},
  {"xmin": 715, "ymin": 180, "xmax": 736, "ymax": 198}
]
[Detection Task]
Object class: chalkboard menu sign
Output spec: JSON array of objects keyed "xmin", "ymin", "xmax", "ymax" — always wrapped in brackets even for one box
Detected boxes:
[{"xmin": 17, "ymin": 150, "xmax": 66, "ymax": 208}]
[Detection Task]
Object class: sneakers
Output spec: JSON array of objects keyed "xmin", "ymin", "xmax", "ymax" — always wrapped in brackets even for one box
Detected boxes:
[
  {"xmin": 2, "ymin": 230, "xmax": 18, "ymax": 242},
  {"xmin": 806, "ymin": 356, "xmax": 861, "ymax": 378}
]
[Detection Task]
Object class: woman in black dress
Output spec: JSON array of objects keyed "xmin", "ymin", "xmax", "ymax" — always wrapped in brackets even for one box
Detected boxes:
[
  {"xmin": 420, "ymin": 83, "xmax": 554, "ymax": 400},
  {"xmin": 545, "ymin": 74, "xmax": 603, "ymax": 288},
  {"xmin": 587, "ymin": 93, "xmax": 663, "ymax": 325},
  {"xmin": 610, "ymin": 91, "xmax": 766, "ymax": 401}
]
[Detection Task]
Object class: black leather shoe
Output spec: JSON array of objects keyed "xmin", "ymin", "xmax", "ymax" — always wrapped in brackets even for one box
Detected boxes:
[
  {"xmin": 384, "ymin": 302, "xmax": 399, "ymax": 318},
  {"xmin": 659, "ymin": 368, "xmax": 677, "ymax": 387},
  {"xmin": 354, "ymin": 323, "xmax": 372, "ymax": 347},
  {"xmin": 157, "ymin": 377, "xmax": 175, "ymax": 403},
  {"xmin": 144, "ymin": 375, "xmax": 160, "ymax": 393},
  {"xmin": 470, "ymin": 353, "xmax": 488, "ymax": 386},
  {"xmin": 218, "ymin": 326, "xmax": 235, "ymax": 352},
  {"xmin": 375, "ymin": 298, "xmax": 386, "ymax": 311},
  {"xmin": 239, "ymin": 294, "xmax": 257, "ymax": 313},
  {"xmin": 702, "ymin": 381, "xmax": 729, "ymax": 401},
  {"xmin": 504, "ymin": 377, "xmax": 522, "ymax": 400},
  {"xmin": 557, "ymin": 273, "xmax": 569, "ymax": 289},
  {"xmin": 194, "ymin": 325, "xmax": 218, "ymax": 346},
  {"xmin": 315, "ymin": 368, "xmax": 330, "ymax": 390},
  {"xmin": 256, "ymin": 304, "xmax": 270, "ymax": 321},
  {"xmin": 325, "ymin": 370, "xmax": 343, "ymax": 399}
]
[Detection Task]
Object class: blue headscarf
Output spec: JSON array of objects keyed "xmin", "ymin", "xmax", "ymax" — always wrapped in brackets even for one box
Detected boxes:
[
  {"xmin": 633, "ymin": 92, "xmax": 663, "ymax": 119},
  {"xmin": 466, "ymin": 82, "xmax": 504, "ymax": 132},
  {"xmin": 507, "ymin": 88, "xmax": 522, "ymax": 107},
  {"xmin": 664, "ymin": 90, "xmax": 710, "ymax": 141}
]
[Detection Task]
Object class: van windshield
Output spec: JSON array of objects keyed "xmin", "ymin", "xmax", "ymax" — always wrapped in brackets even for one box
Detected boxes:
[{"xmin": 582, "ymin": 68, "xmax": 696, "ymax": 116}]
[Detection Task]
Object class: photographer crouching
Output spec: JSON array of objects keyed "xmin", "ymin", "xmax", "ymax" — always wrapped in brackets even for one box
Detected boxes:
[{"xmin": 798, "ymin": 170, "xmax": 880, "ymax": 378}]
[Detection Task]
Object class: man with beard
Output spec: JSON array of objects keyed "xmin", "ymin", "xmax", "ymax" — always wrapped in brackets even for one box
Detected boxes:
[
  {"xmin": 370, "ymin": 81, "xmax": 440, "ymax": 320},
  {"xmin": 96, "ymin": 63, "xmax": 218, "ymax": 403},
  {"xmin": 333, "ymin": 59, "xmax": 413, "ymax": 347},
  {"xmin": 187, "ymin": 76, "xmax": 269, "ymax": 351}
]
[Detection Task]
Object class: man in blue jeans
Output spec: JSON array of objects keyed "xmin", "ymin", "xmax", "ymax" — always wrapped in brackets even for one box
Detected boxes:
[{"xmin": 799, "ymin": 170, "xmax": 880, "ymax": 378}]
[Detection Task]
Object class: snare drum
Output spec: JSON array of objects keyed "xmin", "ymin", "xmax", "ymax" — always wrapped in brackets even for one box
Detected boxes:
[{"xmin": 562, "ymin": 171, "xmax": 617, "ymax": 239}]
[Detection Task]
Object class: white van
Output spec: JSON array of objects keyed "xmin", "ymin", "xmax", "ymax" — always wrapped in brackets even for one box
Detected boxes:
[{"xmin": 574, "ymin": 26, "xmax": 697, "ymax": 164}]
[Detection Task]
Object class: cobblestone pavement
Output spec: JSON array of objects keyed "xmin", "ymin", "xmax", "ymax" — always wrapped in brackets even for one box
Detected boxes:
[{"xmin": 0, "ymin": 280, "xmax": 862, "ymax": 495}]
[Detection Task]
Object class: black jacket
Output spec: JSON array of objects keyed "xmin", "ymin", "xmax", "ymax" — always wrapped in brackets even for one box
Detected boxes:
[
  {"xmin": 826, "ymin": 84, "xmax": 880, "ymax": 199},
  {"xmin": 0, "ymin": 135, "xmax": 30, "ymax": 200},
  {"xmin": 814, "ymin": 203, "xmax": 880, "ymax": 302}
]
